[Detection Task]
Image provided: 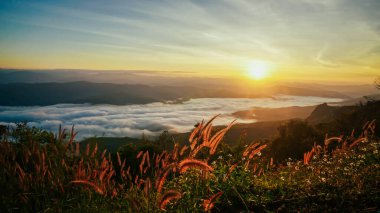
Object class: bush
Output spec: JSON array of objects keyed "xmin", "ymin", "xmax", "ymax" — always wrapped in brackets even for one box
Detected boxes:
[
  {"xmin": 271, "ymin": 120, "xmax": 322, "ymax": 162},
  {"xmin": 0, "ymin": 116, "xmax": 379, "ymax": 212}
]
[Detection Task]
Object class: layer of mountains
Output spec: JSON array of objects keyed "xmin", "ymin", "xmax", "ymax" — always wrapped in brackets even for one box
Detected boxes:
[
  {"xmin": 1, "ymin": 69, "xmax": 379, "ymax": 153},
  {"xmin": 1, "ymin": 69, "xmax": 378, "ymax": 106}
]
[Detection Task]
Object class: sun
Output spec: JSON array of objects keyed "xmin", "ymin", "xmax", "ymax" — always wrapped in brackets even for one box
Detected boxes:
[{"xmin": 247, "ymin": 60, "xmax": 269, "ymax": 80}]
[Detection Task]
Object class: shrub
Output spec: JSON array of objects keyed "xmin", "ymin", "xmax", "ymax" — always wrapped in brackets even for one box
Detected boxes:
[
  {"xmin": 271, "ymin": 120, "xmax": 322, "ymax": 162},
  {"xmin": 0, "ymin": 116, "xmax": 379, "ymax": 212}
]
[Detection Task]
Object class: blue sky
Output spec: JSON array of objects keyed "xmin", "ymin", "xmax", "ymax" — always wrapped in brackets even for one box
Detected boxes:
[{"xmin": 0, "ymin": 0, "xmax": 379, "ymax": 82}]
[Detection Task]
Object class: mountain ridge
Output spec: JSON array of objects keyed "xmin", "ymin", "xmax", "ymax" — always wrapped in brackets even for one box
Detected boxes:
[{"xmin": 0, "ymin": 81, "xmax": 349, "ymax": 106}]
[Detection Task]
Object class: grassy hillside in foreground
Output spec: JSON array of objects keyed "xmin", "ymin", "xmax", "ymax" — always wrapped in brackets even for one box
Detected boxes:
[{"xmin": 0, "ymin": 101, "xmax": 379, "ymax": 212}]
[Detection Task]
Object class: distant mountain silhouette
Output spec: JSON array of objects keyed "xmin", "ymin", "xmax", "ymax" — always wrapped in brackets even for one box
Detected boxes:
[
  {"xmin": 306, "ymin": 103, "xmax": 338, "ymax": 124},
  {"xmin": 0, "ymin": 81, "xmax": 350, "ymax": 106}
]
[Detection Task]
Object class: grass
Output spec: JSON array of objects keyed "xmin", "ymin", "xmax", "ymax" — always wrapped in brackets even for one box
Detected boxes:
[{"xmin": 0, "ymin": 116, "xmax": 379, "ymax": 212}]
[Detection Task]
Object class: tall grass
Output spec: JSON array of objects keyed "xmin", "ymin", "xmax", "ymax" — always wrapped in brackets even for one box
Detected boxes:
[{"xmin": 0, "ymin": 117, "xmax": 379, "ymax": 212}]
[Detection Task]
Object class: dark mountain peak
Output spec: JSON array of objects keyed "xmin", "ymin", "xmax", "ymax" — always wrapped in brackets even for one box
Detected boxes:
[{"xmin": 306, "ymin": 103, "xmax": 338, "ymax": 124}]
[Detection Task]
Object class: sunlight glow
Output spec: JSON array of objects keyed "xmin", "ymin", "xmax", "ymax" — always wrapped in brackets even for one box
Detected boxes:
[{"xmin": 247, "ymin": 60, "xmax": 269, "ymax": 80}]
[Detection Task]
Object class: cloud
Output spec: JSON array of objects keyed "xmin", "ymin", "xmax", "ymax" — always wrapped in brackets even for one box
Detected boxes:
[
  {"xmin": 2, "ymin": 0, "xmax": 379, "ymax": 75},
  {"xmin": 315, "ymin": 44, "xmax": 340, "ymax": 67},
  {"xmin": 0, "ymin": 96, "xmax": 342, "ymax": 140}
]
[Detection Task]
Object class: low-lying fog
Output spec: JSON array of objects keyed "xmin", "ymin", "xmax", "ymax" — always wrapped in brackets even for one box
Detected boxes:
[{"xmin": 0, "ymin": 96, "xmax": 342, "ymax": 139}]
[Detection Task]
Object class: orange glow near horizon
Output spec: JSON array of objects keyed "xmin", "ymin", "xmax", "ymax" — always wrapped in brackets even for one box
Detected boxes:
[{"xmin": 0, "ymin": 1, "xmax": 379, "ymax": 84}]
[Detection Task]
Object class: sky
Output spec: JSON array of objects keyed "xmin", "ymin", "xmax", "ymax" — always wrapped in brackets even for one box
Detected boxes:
[{"xmin": 0, "ymin": 0, "xmax": 379, "ymax": 83}]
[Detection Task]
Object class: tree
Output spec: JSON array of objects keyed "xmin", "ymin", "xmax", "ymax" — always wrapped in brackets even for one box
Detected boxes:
[
  {"xmin": 270, "ymin": 120, "xmax": 322, "ymax": 162},
  {"xmin": 375, "ymin": 77, "xmax": 380, "ymax": 90},
  {"xmin": 11, "ymin": 122, "xmax": 54, "ymax": 143},
  {"xmin": 0, "ymin": 125, "xmax": 7, "ymax": 140}
]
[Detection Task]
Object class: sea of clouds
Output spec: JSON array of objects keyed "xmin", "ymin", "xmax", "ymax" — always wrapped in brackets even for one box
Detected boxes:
[{"xmin": 0, "ymin": 96, "xmax": 342, "ymax": 140}]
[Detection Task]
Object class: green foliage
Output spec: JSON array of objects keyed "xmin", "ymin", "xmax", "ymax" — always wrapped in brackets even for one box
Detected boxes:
[
  {"xmin": 0, "ymin": 124, "xmax": 7, "ymax": 140},
  {"xmin": 10, "ymin": 122, "xmax": 54, "ymax": 144},
  {"xmin": 154, "ymin": 130, "xmax": 175, "ymax": 150},
  {"xmin": 271, "ymin": 120, "xmax": 322, "ymax": 162},
  {"xmin": 317, "ymin": 100, "xmax": 380, "ymax": 137},
  {"xmin": 0, "ymin": 112, "xmax": 379, "ymax": 212}
]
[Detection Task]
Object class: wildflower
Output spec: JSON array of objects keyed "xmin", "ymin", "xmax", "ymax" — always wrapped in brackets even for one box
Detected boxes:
[
  {"xmin": 211, "ymin": 161, "xmax": 216, "ymax": 165},
  {"xmin": 257, "ymin": 152, "xmax": 262, "ymax": 156},
  {"xmin": 305, "ymin": 179, "xmax": 311, "ymax": 184},
  {"xmin": 323, "ymin": 158, "xmax": 327, "ymax": 162},
  {"xmin": 321, "ymin": 177, "xmax": 326, "ymax": 182},
  {"xmin": 313, "ymin": 156, "xmax": 317, "ymax": 160},
  {"xmin": 295, "ymin": 166, "xmax": 299, "ymax": 170},
  {"xmin": 218, "ymin": 156, "xmax": 223, "ymax": 160},
  {"xmin": 287, "ymin": 162, "xmax": 291, "ymax": 166},
  {"xmin": 228, "ymin": 154, "xmax": 233, "ymax": 158},
  {"xmin": 242, "ymin": 157, "xmax": 246, "ymax": 161},
  {"xmin": 280, "ymin": 176, "xmax": 285, "ymax": 181}
]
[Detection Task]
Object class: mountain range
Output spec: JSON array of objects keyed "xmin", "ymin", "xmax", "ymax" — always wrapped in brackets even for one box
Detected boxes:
[{"xmin": 0, "ymin": 80, "xmax": 352, "ymax": 106}]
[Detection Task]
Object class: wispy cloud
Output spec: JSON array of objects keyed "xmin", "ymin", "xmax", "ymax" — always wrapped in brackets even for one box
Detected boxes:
[
  {"xmin": 315, "ymin": 44, "xmax": 340, "ymax": 67},
  {"xmin": 0, "ymin": 0, "xmax": 379, "ymax": 79}
]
